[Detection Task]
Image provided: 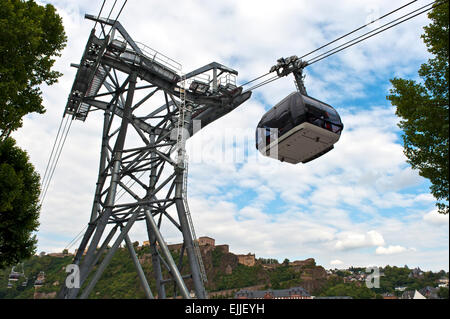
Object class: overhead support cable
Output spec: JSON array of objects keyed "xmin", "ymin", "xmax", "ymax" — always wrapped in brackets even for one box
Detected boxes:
[
  {"xmin": 240, "ymin": 0, "xmax": 447, "ymax": 92},
  {"xmin": 40, "ymin": 115, "xmax": 65, "ymax": 199},
  {"xmin": 240, "ymin": 72, "xmax": 272, "ymax": 87},
  {"xmin": 65, "ymin": 224, "xmax": 89, "ymax": 251},
  {"xmin": 106, "ymin": 0, "xmax": 118, "ymax": 21},
  {"xmin": 299, "ymin": 0, "xmax": 419, "ymax": 60},
  {"xmin": 243, "ymin": 75, "xmax": 280, "ymax": 93},
  {"xmin": 93, "ymin": 0, "xmax": 107, "ymax": 30},
  {"xmin": 306, "ymin": 0, "xmax": 447, "ymax": 65},
  {"xmin": 39, "ymin": 117, "xmax": 73, "ymax": 207}
]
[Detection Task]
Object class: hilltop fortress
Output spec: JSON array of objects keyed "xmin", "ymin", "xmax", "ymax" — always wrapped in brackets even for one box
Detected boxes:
[{"xmin": 142, "ymin": 236, "xmax": 314, "ymax": 268}]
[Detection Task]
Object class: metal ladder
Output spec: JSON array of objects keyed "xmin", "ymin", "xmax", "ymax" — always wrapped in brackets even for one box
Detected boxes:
[
  {"xmin": 176, "ymin": 75, "xmax": 187, "ymax": 165},
  {"xmin": 182, "ymin": 159, "xmax": 208, "ymax": 284},
  {"xmin": 177, "ymin": 75, "xmax": 208, "ymax": 285}
]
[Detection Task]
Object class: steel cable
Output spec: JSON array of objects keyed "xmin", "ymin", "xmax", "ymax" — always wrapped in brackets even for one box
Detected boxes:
[
  {"xmin": 306, "ymin": 0, "xmax": 446, "ymax": 65},
  {"xmin": 240, "ymin": 0, "xmax": 447, "ymax": 92}
]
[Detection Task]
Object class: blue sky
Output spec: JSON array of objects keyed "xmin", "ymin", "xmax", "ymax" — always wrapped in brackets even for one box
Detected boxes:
[{"xmin": 13, "ymin": 0, "xmax": 449, "ymax": 272}]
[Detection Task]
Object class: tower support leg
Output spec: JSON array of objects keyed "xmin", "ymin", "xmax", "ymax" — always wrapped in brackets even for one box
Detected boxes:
[
  {"xmin": 124, "ymin": 233, "xmax": 154, "ymax": 299},
  {"xmin": 79, "ymin": 207, "xmax": 140, "ymax": 299},
  {"xmin": 144, "ymin": 208, "xmax": 190, "ymax": 298},
  {"xmin": 174, "ymin": 170, "xmax": 206, "ymax": 299}
]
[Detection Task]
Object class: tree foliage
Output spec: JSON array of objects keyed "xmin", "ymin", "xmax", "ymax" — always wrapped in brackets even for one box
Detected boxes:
[
  {"xmin": 0, "ymin": 0, "xmax": 66, "ymax": 141},
  {"xmin": 387, "ymin": 3, "xmax": 449, "ymax": 214},
  {"xmin": 319, "ymin": 283, "xmax": 376, "ymax": 299},
  {"xmin": 0, "ymin": 138, "xmax": 40, "ymax": 269},
  {"xmin": 438, "ymin": 287, "xmax": 449, "ymax": 299}
]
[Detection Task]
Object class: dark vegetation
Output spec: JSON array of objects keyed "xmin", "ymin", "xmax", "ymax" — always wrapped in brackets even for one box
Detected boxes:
[{"xmin": 1, "ymin": 246, "xmax": 447, "ymax": 299}]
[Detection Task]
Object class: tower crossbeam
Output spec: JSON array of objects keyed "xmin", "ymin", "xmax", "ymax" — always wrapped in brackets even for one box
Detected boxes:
[{"xmin": 58, "ymin": 14, "xmax": 252, "ymax": 299}]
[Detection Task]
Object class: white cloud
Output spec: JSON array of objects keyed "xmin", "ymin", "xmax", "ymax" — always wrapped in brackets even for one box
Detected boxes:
[
  {"xmin": 335, "ymin": 230, "xmax": 385, "ymax": 250},
  {"xmin": 423, "ymin": 209, "xmax": 449, "ymax": 226},
  {"xmin": 330, "ymin": 259, "xmax": 344, "ymax": 266},
  {"xmin": 376, "ymin": 245, "xmax": 408, "ymax": 255}
]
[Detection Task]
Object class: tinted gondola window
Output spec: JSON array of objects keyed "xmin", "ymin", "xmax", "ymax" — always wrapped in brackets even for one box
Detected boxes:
[
  {"xmin": 303, "ymin": 96, "xmax": 341, "ymax": 123},
  {"xmin": 277, "ymin": 111, "xmax": 293, "ymax": 135}
]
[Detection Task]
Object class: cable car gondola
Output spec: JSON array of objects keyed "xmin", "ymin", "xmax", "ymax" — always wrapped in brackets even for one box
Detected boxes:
[
  {"xmin": 256, "ymin": 91, "xmax": 343, "ymax": 164},
  {"xmin": 8, "ymin": 264, "xmax": 23, "ymax": 281},
  {"xmin": 8, "ymin": 272, "xmax": 20, "ymax": 281}
]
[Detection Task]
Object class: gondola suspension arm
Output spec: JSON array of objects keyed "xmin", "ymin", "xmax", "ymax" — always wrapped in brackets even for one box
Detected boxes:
[{"xmin": 269, "ymin": 56, "xmax": 309, "ymax": 95}]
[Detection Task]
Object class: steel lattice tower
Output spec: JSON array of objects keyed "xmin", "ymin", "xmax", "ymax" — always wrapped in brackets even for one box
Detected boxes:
[{"xmin": 58, "ymin": 15, "xmax": 251, "ymax": 299}]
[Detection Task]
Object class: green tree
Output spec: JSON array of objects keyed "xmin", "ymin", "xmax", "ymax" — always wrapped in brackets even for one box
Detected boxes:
[
  {"xmin": 320, "ymin": 283, "xmax": 376, "ymax": 299},
  {"xmin": 438, "ymin": 287, "xmax": 449, "ymax": 299},
  {"xmin": 0, "ymin": 138, "xmax": 40, "ymax": 269},
  {"xmin": 387, "ymin": 2, "xmax": 449, "ymax": 214},
  {"xmin": 0, "ymin": 0, "xmax": 67, "ymax": 141}
]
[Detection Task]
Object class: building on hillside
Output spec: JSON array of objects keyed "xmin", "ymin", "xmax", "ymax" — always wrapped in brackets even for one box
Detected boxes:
[
  {"xmin": 408, "ymin": 267, "xmax": 424, "ymax": 279},
  {"xmin": 235, "ymin": 287, "xmax": 311, "ymax": 299},
  {"xmin": 437, "ymin": 277, "xmax": 449, "ymax": 287},
  {"xmin": 198, "ymin": 236, "xmax": 215, "ymax": 246},
  {"xmin": 74, "ymin": 246, "xmax": 91, "ymax": 256},
  {"xmin": 142, "ymin": 241, "xmax": 161, "ymax": 247},
  {"xmin": 401, "ymin": 290, "xmax": 426, "ymax": 299},
  {"xmin": 419, "ymin": 286, "xmax": 440, "ymax": 299},
  {"xmin": 142, "ymin": 236, "xmax": 256, "ymax": 262},
  {"xmin": 237, "ymin": 253, "xmax": 256, "ymax": 267},
  {"xmin": 382, "ymin": 293, "xmax": 398, "ymax": 299},
  {"xmin": 289, "ymin": 258, "xmax": 315, "ymax": 267}
]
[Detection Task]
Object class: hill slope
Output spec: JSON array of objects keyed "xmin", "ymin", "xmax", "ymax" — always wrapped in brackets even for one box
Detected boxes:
[{"xmin": 0, "ymin": 245, "xmax": 329, "ymax": 299}]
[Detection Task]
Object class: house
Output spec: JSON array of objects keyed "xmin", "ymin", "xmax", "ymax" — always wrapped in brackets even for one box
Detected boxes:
[
  {"xmin": 235, "ymin": 287, "xmax": 311, "ymax": 299},
  {"xmin": 401, "ymin": 290, "xmax": 426, "ymax": 299},
  {"xmin": 437, "ymin": 277, "xmax": 449, "ymax": 288},
  {"xmin": 408, "ymin": 267, "xmax": 424, "ymax": 279},
  {"xmin": 419, "ymin": 286, "xmax": 440, "ymax": 299}
]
